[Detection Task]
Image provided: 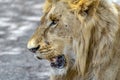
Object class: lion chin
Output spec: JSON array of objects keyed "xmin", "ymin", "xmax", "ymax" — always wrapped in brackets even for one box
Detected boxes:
[{"xmin": 27, "ymin": 0, "xmax": 120, "ymax": 80}]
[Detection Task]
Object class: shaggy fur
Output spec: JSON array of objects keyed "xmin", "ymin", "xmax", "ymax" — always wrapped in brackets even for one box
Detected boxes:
[{"xmin": 27, "ymin": 0, "xmax": 120, "ymax": 80}]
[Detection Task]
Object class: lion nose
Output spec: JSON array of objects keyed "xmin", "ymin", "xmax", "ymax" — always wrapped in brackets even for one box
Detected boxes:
[
  {"xmin": 28, "ymin": 45, "xmax": 40, "ymax": 53},
  {"xmin": 27, "ymin": 38, "xmax": 41, "ymax": 53}
]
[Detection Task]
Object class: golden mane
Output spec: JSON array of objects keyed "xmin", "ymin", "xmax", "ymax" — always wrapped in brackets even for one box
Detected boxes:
[
  {"xmin": 44, "ymin": 0, "xmax": 99, "ymax": 19},
  {"xmin": 43, "ymin": 0, "xmax": 120, "ymax": 77}
]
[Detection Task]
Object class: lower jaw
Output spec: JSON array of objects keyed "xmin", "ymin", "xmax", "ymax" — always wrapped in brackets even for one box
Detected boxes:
[
  {"xmin": 35, "ymin": 53, "xmax": 67, "ymax": 68},
  {"xmin": 50, "ymin": 62, "xmax": 66, "ymax": 69}
]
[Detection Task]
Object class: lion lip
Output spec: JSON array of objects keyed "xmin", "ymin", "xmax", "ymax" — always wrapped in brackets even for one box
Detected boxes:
[
  {"xmin": 36, "ymin": 56, "xmax": 43, "ymax": 60},
  {"xmin": 50, "ymin": 55, "xmax": 66, "ymax": 69}
]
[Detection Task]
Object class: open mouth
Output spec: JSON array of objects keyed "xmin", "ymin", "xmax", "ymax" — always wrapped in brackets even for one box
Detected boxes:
[
  {"xmin": 50, "ymin": 55, "xmax": 66, "ymax": 69},
  {"xmin": 35, "ymin": 51, "xmax": 66, "ymax": 69}
]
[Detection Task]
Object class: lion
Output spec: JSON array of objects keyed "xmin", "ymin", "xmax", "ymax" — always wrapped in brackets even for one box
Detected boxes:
[{"xmin": 27, "ymin": 0, "xmax": 120, "ymax": 80}]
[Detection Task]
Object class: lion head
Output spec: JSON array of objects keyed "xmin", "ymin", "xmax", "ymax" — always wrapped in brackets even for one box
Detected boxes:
[{"xmin": 27, "ymin": 0, "xmax": 120, "ymax": 80}]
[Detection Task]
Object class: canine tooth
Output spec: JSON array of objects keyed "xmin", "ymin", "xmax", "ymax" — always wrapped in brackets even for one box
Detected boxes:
[{"xmin": 50, "ymin": 57, "xmax": 56, "ymax": 62}]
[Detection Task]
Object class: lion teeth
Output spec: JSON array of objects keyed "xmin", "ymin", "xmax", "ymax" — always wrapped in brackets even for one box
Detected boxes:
[{"xmin": 50, "ymin": 57, "xmax": 57, "ymax": 63}]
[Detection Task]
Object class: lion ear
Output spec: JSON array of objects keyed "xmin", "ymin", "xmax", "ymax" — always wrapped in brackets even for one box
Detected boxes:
[{"xmin": 77, "ymin": 0, "xmax": 99, "ymax": 17}]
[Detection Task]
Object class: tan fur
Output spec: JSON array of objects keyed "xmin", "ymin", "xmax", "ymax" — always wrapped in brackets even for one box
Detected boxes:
[{"xmin": 27, "ymin": 0, "xmax": 120, "ymax": 80}]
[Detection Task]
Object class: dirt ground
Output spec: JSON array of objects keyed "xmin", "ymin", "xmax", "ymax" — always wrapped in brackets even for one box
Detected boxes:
[
  {"xmin": 0, "ymin": 0, "xmax": 119, "ymax": 80},
  {"xmin": 0, "ymin": 0, "xmax": 50, "ymax": 80}
]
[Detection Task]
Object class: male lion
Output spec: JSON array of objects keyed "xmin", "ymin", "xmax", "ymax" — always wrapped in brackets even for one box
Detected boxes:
[{"xmin": 27, "ymin": 0, "xmax": 120, "ymax": 80}]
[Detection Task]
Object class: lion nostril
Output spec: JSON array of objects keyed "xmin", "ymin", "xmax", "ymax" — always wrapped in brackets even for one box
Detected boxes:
[{"xmin": 29, "ymin": 45, "xmax": 40, "ymax": 53}]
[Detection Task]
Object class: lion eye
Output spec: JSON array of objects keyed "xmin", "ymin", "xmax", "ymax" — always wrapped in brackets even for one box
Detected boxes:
[
  {"xmin": 50, "ymin": 20, "xmax": 57, "ymax": 26},
  {"xmin": 49, "ymin": 20, "xmax": 57, "ymax": 27}
]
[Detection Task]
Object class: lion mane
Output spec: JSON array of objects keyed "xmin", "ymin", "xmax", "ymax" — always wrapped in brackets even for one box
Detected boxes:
[
  {"xmin": 28, "ymin": 0, "xmax": 120, "ymax": 80},
  {"xmin": 44, "ymin": 0, "xmax": 120, "ymax": 80}
]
